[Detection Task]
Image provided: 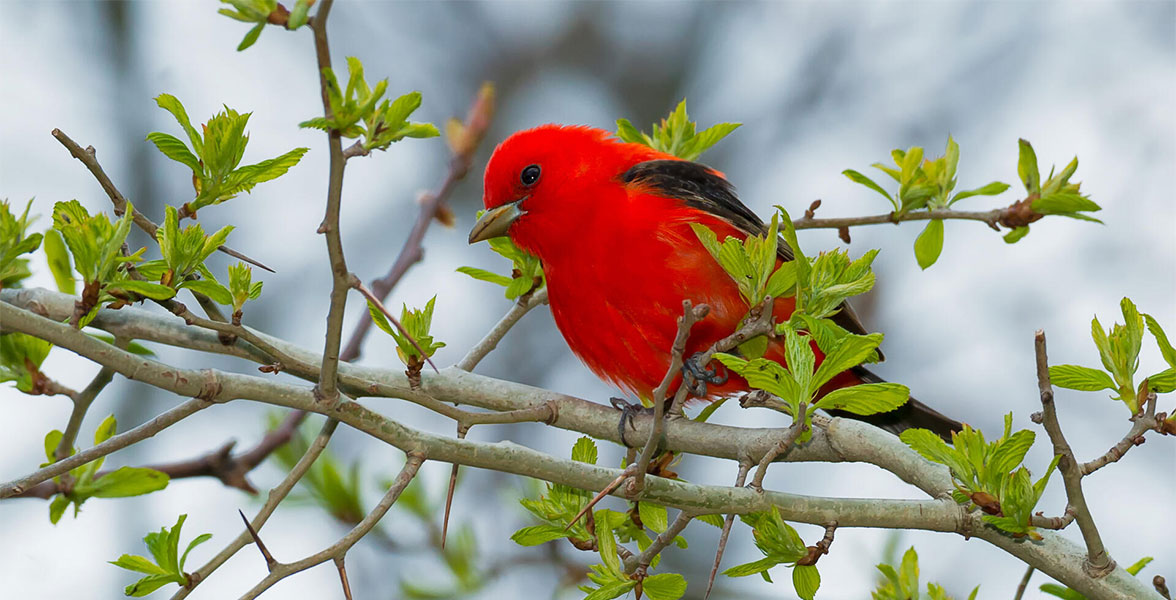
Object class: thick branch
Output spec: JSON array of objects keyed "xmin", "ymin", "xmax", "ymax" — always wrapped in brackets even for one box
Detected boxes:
[
  {"xmin": 0, "ymin": 300, "xmax": 1161, "ymax": 599},
  {"xmin": 1034, "ymin": 330, "xmax": 1115, "ymax": 577}
]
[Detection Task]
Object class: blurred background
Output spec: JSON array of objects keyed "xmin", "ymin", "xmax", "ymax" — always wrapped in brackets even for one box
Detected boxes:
[{"xmin": 1, "ymin": 1, "xmax": 1173, "ymax": 598}]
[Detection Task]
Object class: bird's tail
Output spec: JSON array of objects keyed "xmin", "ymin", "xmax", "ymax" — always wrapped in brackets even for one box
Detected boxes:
[{"xmin": 822, "ymin": 366, "xmax": 962, "ymax": 441}]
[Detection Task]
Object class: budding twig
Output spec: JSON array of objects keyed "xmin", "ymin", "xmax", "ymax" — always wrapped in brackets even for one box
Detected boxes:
[
  {"xmin": 1034, "ymin": 330, "xmax": 1115, "ymax": 578},
  {"xmin": 704, "ymin": 460, "xmax": 752, "ymax": 600}
]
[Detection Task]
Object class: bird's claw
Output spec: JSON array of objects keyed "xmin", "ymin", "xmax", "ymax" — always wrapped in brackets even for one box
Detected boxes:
[
  {"xmin": 681, "ymin": 352, "xmax": 728, "ymax": 397},
  {"xmin": 610, "ymin": 397, "xmax": 653, "ymax": 447}
]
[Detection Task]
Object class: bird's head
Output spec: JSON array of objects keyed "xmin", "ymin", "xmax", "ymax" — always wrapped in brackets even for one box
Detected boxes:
[{"xmin": 469, "ymin": 124, "xmax": 668, "ymax": 254}]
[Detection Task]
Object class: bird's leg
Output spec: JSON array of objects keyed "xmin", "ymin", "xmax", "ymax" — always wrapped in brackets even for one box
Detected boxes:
[
  {"xmin": 610, "ymin": 397, "xmax": 653, "ymax": 447},
  {"xmin": 681, "ymin": 352, "xmax": 728, "ymax": 397}
]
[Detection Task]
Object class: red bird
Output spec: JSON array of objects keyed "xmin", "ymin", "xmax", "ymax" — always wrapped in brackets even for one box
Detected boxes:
[{"xmin": 469, "ymin": 125, "xmax": 959, "ymax": 438}]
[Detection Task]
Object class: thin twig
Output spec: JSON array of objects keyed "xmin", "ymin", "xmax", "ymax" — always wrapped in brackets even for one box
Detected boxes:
[
  {"xmin": 750, "ymin": 402, "xmax": 810, "ymax": 490},
  {"xmin": 704, "ymin": 460, "xmax": 752, "ymax": 600},
  {"xmin": 351, "ymin": 279, "xmax": 437, "ymax": 373},
  {"xmin": 239, "ymin": 452, "xmax": 426, "ymax": 599},
  {"xmin": 456, "ymin": 288, "xmax": 548, "ymax": 371},
  {"xmin": 627, "ymin": 510, "xmax": 694, "ymax": 573},
  {"xmin": 16, "ymin": 410, "xmax": 305, "ymax": 499},
  {"xmin": 310, "ymin": 0, "xmax": 349, "ymax": 405},
  {"xmin": 339, "ymin": 83, "xmax": 494, "ymax": 362},
  {"xmin": 173, "ymin": 419, "xmax": 340, "ymax": 599},
  {"xmin": 632, "ymin": 300, "xmax": 708, "ymax": 494},
  {"xmin": 669, "ymin": 296, "xmax": 775, "ymax": 416},
  {"xmin": 50, "ymin": 128, "xmax": 273, "ymax": 272},
  {"xmin": 792, "ymin": 207, "xmax": 1004, "ymax": 232},
  {"xmin": 1034, "ymin": 330, "xmax": 1115, "ymax": 578},
  {"xmin": 334, "ymin": 555, "xmax": 353, "ymax": 600},
  {"xmin": 1013, "ymin": 565, "xmax": 1035, "ymax": 600},
  {"xmin": 797, "ymin": 521, "xmax": 838, "ymax": 566},
  {"xmin": 54, "ymin": 363, "xmax": 118, "ymax": 461},
  {"xmin": 1080, "ymin": 393, "xmax": 1157, "ymax": 476}
]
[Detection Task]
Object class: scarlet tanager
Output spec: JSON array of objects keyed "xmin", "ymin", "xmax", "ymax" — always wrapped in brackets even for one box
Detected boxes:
[{"xmin": 469, "ymin": 125, "xmax": 960, "ymax": 438}]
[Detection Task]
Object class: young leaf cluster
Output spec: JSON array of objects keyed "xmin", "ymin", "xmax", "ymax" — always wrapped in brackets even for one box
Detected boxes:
[
  {"xmin": 872, "ymin": 547, "xmax": 978, "ymax": 600},
  {"xmin": 844, "ymin": 137, "xmax": 1010, "ymax": 268},
  {"xmin": 1039, "ymin": 556, "xmax": 1153, "ymax": 600},
  {"xmin": 722, "ymin": 507, "xmax": 821, "ymax": 600},
  {"xmin": 717, "ymin": 325, "xmax": 908, "ymax": 441},
  {"xmin": 0, "ymin": 331, "xmax": 53, "ymax": 393},
  {"xmin": 136, "ymin": 206, "xmax": 235, "ymax": 304},
  {"xmin": 368, "ymin": 296, "xmax": 446, "ymax": 371},
  {"xmin": 218, "ymin": 0, "xmax": 313, "ymax": 51},
  {"xmin": 109, "ymin": 514, "xmax": 211, "ymax": 597},
  {"xmin": 147, "ymin": 94, "xmax": 308, "ymax": 214},
  {"xmin": 228, "ymin": 261, "xmax": 263, "ymax": 318},
  {"xmin": 1006, "ymin": 139, "xmax": 1102, "ymax": 243},
  {"xmin": 0, "ymin": 199, "xmax": 42, "ymax": 287},
  {"xmin": 458, "ymin": 221, "xmax": 545, "ymax": 301},
  {"xmin": 512, "ymin": 438, "xmax": 686, "ymax": 600},
  {"xmin": 299, "ymin": 57, "xmax": 439, "ymax": 152},
  {"xmin": 900, "ymin": 414, "xmax": 1059, "ymax": 539},
  {"xmin": 1048, "ymin": 297, "xmax": 1174, "ymax": 416},
  {"xmin": 42, "ymin": 415, "xmax": 169, "ymax": 524},
  {"xmin": 51, "ymin": 200, "xmax": 176, "ymax": 318},
  {"xmin": 615, "ymin": 99, "xmax": 740, "ymax": 162}
]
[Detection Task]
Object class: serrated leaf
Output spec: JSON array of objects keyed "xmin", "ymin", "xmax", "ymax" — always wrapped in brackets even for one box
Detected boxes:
[
  {"xmin": 643, "ymin": 572, "xmax": 687, "ymax": 600},
  {"xmin": 510, "ymin": 525, "xmax": 568, "ymax": 546},
  {"xmin": 1048, "ymin": 364, "xmax": 1115, "ymax": 391},
  {"xmin": 42, "ymin": 228, "xmax": 75, "ymax": 294},
  {"xmin": 723, "ymin": 556, "xmax": 781, "ymax": 577},
  {"xmin": 109, "ymin": 280, "xmax": 177, "ymax": 301},
  {"xmin": 146, "ymin": 132, "xmax": 203, "ymax": 174},
  {"xmin": 178, "ymin": 279, "xmax": 232, "ymax": 305},
  {"xmin": 952, "ymin": 181, "xmax": 1010, "ymax": 203},
  {"xmin": 1017, "ymin": 139, "xmax": 1040, "ymax": 194},
  {"xmin": 571, "ymin": 437, "xmax": 598, "ymax": 465},
  {"xmin": 638, "ymin": 503, "xmax": 668, "ymax": 533},
  {"xmin": 456, "ymin": 266, "xmax": 513, "ymax": 287},
  {"xmin": 792, "ymin": 564, "xmax": 820, "ymax": 600},
  {"xmin": 813, "ymin": 382, "xmax": 909, "ymax": 415}
]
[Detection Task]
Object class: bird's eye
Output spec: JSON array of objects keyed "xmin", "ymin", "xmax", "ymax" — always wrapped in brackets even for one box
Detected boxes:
[{"xmin": 520, "ymin": 164, "xmax": 541, "ymax": 186}]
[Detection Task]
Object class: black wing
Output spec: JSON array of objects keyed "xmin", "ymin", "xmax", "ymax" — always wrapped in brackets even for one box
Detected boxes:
[{"xmin": 621, "ymin": 159, "xmax": 872, "ymax": 340}]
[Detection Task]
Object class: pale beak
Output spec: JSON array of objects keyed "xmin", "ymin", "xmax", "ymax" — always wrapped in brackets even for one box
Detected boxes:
[{"xmin": 468, "ymin": 199, "xmax": 526, "ymax": 244}]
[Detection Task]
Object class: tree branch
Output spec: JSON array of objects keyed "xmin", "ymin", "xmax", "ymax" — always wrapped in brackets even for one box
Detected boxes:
[
  {"xmin": 340, "ymin": 83, "xmax": 494, "ymax": 363},
  {"xmin": 239, "ymin": 452, "xmax": 425, "ymax": 599},
  {"xmin": 457, "ymin": 288, "xmax": 548, "ymax": 371},
  {"xmin": 1034, "ymin": 329, "xmax": 1115, "ymax": 578},
  {"xmin": 50, "ymin": 128, "xmax": 273, "ymax": 272},
  {"xmin": 0, "ymin": 299, "xmax": 1161, "ymax": 599},
  {"xmin": 309, "ymin": 0, "xmax": 349, "ymax": 404}
]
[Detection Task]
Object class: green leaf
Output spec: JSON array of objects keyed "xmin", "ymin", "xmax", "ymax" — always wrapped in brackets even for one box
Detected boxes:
[
  {"xmin": 154, "ymin": 94, "xmax": 202, "ymax": 154},
  {"xmin": 94, "ymin": 414, "xmax": 118, "ymax": 445},
  {"xmin": 595, "ymin": 510, "xmax": 621, "ymax": 575},
  {"xmin": 583, "ymin": 580, "xmax": 637, "ymax": 600},
  {"xmin": 455, "ymin": 266, "xmax": 513, "ymax": 287},
  {"xmin": 179, "ymin": 533, "xmax": 212, "ymax": 571},
  {"xmin": 813, "ymin": 382, "xmax": 909, "ymax": 415},
  {"xmin": 697, "ymin": 513, "xmax": 725, "ymax": 528},
  {"xmin": 288, "ymin": 0, "xmax": 312, "ymax": 28},
  {"xmin": 178, "ymin": 279, "xmax": 232, "ymax": 305},
  {"xmin": 1003, "ymin": 226, "xmax": 1029, "ymax": 243},
  {"xmin": 571, "ymin": 437, "xmax": 598, "ymax": 465},
  {"xmin": 693, "ymin": 397, "xmax": 727, "ymax": 423},
  {"xmin": 1144, "ymin": 314, "xmax": 1176, "ymax": 368},
  {"xmin": 1049, "ymin": 364, "xmax": 1115, "ymax": 391},
  {"xmin": 88, "ymin": 467, "xmax": 169, "ymax": 498},
  {"xmin": 49, "ymin": 494, "xmax": 69, "ymax": 524},
  {"xmin": 125, "ymin": 573, "xmax": 181, "ymax": 597},
  {"xmin": 638, "ymin": 502, "xmax": 668, "ymax": 533},
  {"xmin": 1017, "ymin": 139, "xmax": 1040, "ymax": 194},
  {"xmin": 146, "ymin": 132, "xmax": 202, "ymax": 174},
  {"xmin": 810, "ymin": 333, "xmax": 883, "ymax": 390},
  {"xmin": 1149, "ymin": 368, "xmax": 1176, "ymax": 394},
  {"xmin": 42, "ymin": 229, "xmax": 75, "ymax": 294},
  {"xmin": 842, "ymin": 169, "xmax": 894, "ymax": 206},
  {"xmin": 913, "ymin": 219, "xmax": 944, "ymax": 270},
  {"xmin": 723, "ymin": 556, "xmax": 781, "ymax": 578},
  {"xmin": 510, "ymin": 525, "xmax": 569, "ymax": 546},
  {"xmin": 109, "ymin": 554, "xmax": 169, "ymax": 576},
  {"xmin": 237, "ymin": 22, "xmax": 264, "ymax": 51},
  {"xmin": 987, "ymin": 430, "xmax": 1035, "ymax": 476},
  {"xmin": 108, "ymin": 280, "xmax": 177, "ymax": 301},
  {"xmin": 792, "ymin": 564, "xmax": 820, "ymax": 600},
  {"xmin": 1126, "ymin": 556, "xmax": 1153, "ymax": 576},
  {"xmin": 642, "ymin": 573, "xmax": 687, "ymax": 600},
  {"xmin": 952, "ymin": 181, "xmax": 1010, "ymax": 203}
]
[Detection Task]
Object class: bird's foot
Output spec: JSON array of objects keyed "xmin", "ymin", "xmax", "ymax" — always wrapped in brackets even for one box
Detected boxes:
[
  {"xmin": 681, "ymin": 352, "xmax": 728, "ymax": 397},
  {"xmin": 610, "ymin": 397, "xmax": 653, "ymax": 447}
]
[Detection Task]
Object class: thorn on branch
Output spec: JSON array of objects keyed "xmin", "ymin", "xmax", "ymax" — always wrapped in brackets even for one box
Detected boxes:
[{"xmin": 239, "ymin": 509, "xmax": 278, "ymax": 572}]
